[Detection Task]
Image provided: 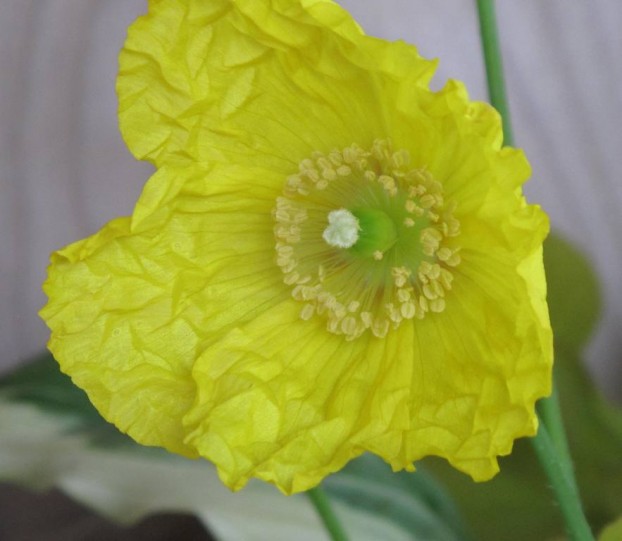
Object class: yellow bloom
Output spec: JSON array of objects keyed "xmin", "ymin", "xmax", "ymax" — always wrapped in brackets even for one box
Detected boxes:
[{"xmin": 41, "ymin": 0, "xmax": 552, "ymax": 494}]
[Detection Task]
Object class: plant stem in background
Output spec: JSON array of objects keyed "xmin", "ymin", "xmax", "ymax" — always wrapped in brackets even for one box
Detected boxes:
[
  {"xmin": 538, "ymin": 382, "xmax": 576, "ymax": 471},
  {"xmin": 475, "ymin": 1, "xmax": 594, "ymax": 540},
  {"xmin": 475, "ymin": 0, "xmax": 514, "ymax": 146},
  {"xmin": 307, "ymin": 486, "xmax": 350, "ymax": 541},
  {"xmin": 531, "ymin": 419, "xmax": 595, "ymax": 541}
]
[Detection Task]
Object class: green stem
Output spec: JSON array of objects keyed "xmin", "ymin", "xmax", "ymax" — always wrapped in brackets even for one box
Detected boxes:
[
  {"xmin": 475, "ymin": 1, "xmax": 594, "ymax": 539},
  {"xmin": 531, "ymin": 418, "xmax": 594, "ymax": 541},
  {"xmin": 307, "ymin": 486, "xmax": 350, "ymax": 541},
  {"xmin": 537, "ymin": 382, "xmax": 575, "ymax": 471},
  {"xmin": 475, "ymin": 0, "xmax": 514, "ymax": 146}
]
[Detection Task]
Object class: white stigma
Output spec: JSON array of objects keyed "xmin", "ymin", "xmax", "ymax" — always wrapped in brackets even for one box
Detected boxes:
[{"xmin": 322, "ymin": 209, "xmax": 360, "ymax": 249}]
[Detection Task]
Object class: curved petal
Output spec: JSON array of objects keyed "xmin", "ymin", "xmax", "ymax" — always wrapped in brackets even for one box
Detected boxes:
[
  {"xmin": 117, "ymin": 0, "xmax": 436, "ymax": 168},
  {"xmin": 391, "ymin": 79, "xmax": 531, "ymax": 205},
  {"xmin": 393, "ymin": 243, "xmax": 552, "ymax": 481},
  {"xmin": 41, "ymin": 163, "xmax": 288, "ymax": 456},
  {"xmin": 183, "ymin": 301, "xmax": 417, "ymax": 494}
]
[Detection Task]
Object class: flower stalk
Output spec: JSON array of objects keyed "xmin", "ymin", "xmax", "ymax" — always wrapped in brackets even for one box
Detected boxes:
[
  {"xmin": 475, "ymin": 0, "xmax": 514, "ymax": 146},
  {"xmin": 307, "ymin": 487, "xmax": 350, "ymax": 541},
  {"xmin": 475, "ymin": 1, "xmax": 593, "ymax": 539},
  {"xmin": 532, "ymin": 410, "xmax": 594, "ymax": 541}
]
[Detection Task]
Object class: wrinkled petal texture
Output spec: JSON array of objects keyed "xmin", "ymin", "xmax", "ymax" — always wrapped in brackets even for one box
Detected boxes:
[
  {"xmin": 43, "ymin": 0, "xmax": 552, "ymax": 494},
  {"xmin": 117, "ymin": 0, "xmax": 436, "ymax": 170}
]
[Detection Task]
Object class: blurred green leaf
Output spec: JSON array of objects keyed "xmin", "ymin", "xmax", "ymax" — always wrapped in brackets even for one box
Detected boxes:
[
  {"xmin": 0, "ymin": 352, "xmax": 134, "ymax": 448},
  {"xmin": 0, "ymin": 400, "xmax": 414, "ymax": 541},
  {"xmin": 543, "ymin": 232, "xmax": 602, "ymax": 351},
  {"xmin": 0, "ymin": 351, "xmax": 95, "ymax": 416},
  {"xmin": 555, "ymin": 346, "xmax": 622, "ymax": 530},
  {"xmin": 327, "ymin": 455, "xmax": 473, "ymax": 541}
]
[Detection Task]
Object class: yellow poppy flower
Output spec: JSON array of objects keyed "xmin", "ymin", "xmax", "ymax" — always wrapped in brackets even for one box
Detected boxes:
[{"xmin": 41, "ymin": 0, "xmax": 552, "ymax": 495}]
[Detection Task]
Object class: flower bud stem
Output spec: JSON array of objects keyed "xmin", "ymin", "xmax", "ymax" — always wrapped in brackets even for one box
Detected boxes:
[
  {"xmin": 475, "ymin": 0, "xmax": 514, "ymax": 146},
  {"xmin": 533, "ymin": 395, "xmax": 595, "ymax": 541},
  {"xmin": 307, "ymin": 486, "xmax": 350, "ymax": 541},
  {"xmin": 475, "ymin": 1, "xmax": 593, "ymax": 539}
]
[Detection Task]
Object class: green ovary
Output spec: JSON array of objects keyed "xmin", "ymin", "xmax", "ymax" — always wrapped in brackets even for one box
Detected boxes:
[{"xmin": 351, "ymin": 208, "xmax": 398, "ymax": 257}]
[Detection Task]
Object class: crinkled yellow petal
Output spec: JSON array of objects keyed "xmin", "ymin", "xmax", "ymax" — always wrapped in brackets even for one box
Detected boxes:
[
  {"xmin": 117, "ymin": 0, "xmax": 436, "ymax": 168},
  {"xmin": 391, "ymin": 79, "xmax": 528, "ymax": 202},
  {"xmin": 395, "ymin": 222, "xmax": 551, "ymax": 481},
  {"xmin": 43, "ymin": 0, "xmax": 554, "ymax": 496},
  {"xmin": 41, "ymin": 163, "xmax": 288, "ymax": 456},
  {"xmin": 183, "ymin": 300, "xmax": 417, "ymax": 494},
  {"xmin": 180, "ymin": 194, "xmax": 551, "ymax": 492}
]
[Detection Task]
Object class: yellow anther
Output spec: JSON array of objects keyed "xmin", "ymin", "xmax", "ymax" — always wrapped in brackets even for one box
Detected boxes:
[
  {"xmin": 329, "ymin": 151, "xmax": 344, "ymax": 166},
  {"xmin": 372, "ymin": 319, "xmax": 390, "ymax": 338},
  {"xmin": 391, "ymin": 149, "xmax": 410, "ymax": 169},
  {"xmin": 436, "ymin": 247, "xmax": 453, "ymax": 261},
  {"xmin": 428, "ymin": 263, "xmax": 441, "ymax": 280},
  {"xmin": 440, "ymin": 268, "xmax": 454, "ymax": 289},
  {"xmin": 337, "ymin": 165, "xmax": 352, "ymax": 176},
  {"xmin": 360, "ymin": 311, "xmax": 373, "ymax": 328},
  {"xmin": 316, "ymin": 179, "xmax": 329, "ymax": 190},
  {"xmin": 341, "ymin": 316, "xmax": 358, "ymax": 336},
  {"xmin": 397, "ymin": 288, "xmax": 412, "ymax": 302},
  {"xmin": 284, "ymin": 272, "xmax": 300, "ymax": 285},
  {"xmin": 317, "ymin": 157, "xmax": 332, "ymax": 170},
  {"xmin": 378, "ymin": 175, "xmax": 397, "ymax": 195},
  {"xmin": 299, "ymin": 158, "xmax": 314, "ymax": 170},
  {"xmin": 392, "ymin": 266, "xmax": 411, "ymax": 288},
  {"xmin": 408, "ymin": 185, "xmax": 426, "ymax": 197},
  {"xmin": 287, "ymin": 174, "xmax": 303, "ymax": 188},
  {"xmin": 423, "ymin": 283, "xmax": 439, "ymax": 300},
  {"xmin": 420, "ymin": 194, "xmax": 436, "ymax": 208},
  {"xmin": 446, "ymin": 253, "xmax": 461, "ymax": 267},
  {"xmin": 343, "ymin": 146, "xmax": 360, "ymax": 164},
  {"xmin": 400, "ymin": 301, "xmax": 417, "ymax": 319},
  {"xmin": 300, "ymin": 304, "xmax": 315, "ymax": 320},
  {"xmin": 304, "ymin": 169, "xmax": 320, "ymax": 183}
]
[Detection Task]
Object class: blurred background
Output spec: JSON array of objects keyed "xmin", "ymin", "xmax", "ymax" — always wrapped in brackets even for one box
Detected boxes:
[{"xmin": 1, "ymin": 1, "xmax": 621, "ymax": 539}]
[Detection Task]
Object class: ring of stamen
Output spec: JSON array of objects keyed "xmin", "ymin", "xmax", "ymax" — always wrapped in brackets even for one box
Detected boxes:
[{"xmin": 273, "ymin": 139, "xmax": 461, "ymax": 340}]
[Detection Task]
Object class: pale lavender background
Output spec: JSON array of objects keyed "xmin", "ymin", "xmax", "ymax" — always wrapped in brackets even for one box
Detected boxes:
[{"xmin": 1, "ymin": 1, "xmax": 621, "ymax": 399}]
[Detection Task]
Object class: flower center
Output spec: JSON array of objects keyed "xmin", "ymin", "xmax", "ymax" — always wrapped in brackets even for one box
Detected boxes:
[{"xmin": 273, "ymin": 139, "xmax": 461, "ymax": 340}]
